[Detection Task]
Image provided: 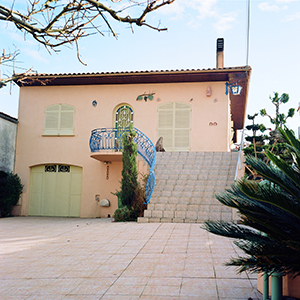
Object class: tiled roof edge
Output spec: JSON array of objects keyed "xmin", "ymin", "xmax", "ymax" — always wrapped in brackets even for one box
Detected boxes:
[{"xmin": 17, "ymin": 66, "xmax": 251, "ymax": 78}]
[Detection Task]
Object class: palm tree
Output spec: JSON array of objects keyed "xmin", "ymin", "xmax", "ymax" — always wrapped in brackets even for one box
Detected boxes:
[{"xmin": 203, "ymin": 127, "xmax": 300, "ymax": 276}]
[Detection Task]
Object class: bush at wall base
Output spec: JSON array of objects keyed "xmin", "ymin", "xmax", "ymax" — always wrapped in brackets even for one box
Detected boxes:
[
  {"xmin": 113, "ymin": 206, "xmax": 138, "ymax": 222},
  {"xmin": 0, "ymin": 171, "xmax": 23, "ymax": 217}
]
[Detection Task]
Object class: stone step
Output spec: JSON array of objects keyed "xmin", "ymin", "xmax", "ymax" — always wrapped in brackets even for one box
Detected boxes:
[
  {"xmin": 154, "ymin": 179, "xmax": 233, "ymax": 189},
  {"xmin": 138, "ymin": 151, "xmax": 239, "ymax": 224}
]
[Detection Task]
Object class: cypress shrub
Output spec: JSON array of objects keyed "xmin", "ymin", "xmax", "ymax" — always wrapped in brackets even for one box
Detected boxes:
[{"xmin": 113, "ymin": 126, "xmax": 147, "ymax": 222}]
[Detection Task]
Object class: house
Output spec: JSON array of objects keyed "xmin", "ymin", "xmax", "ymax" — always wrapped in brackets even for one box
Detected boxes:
[
  {"xmin": 0, "ymin": 112, "xmax": 18, "ymax": 173},
  {"xmin": 13, "ymin": 39, "xmax": 251, "ymax": 219}
]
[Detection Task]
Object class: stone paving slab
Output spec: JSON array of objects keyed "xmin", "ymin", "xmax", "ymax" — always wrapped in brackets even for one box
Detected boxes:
[{"xmin": 0, "ymin": 217, "xmax": 262, "ymax": 300}]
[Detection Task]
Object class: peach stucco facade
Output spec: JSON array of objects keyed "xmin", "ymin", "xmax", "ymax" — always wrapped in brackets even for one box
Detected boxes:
[{"xmin": 13, "ymin": 67, "xmax": 251, "ymax": 218}]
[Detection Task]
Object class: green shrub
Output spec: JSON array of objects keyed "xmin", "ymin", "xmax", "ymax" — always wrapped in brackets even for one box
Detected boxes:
[
  {"xmin": 113, "ymin": 125, "xmax": 147, "ymax": 222},
  {"xmin": 131, "ymin": 176, "xmax": 147, "ymax": 218},
  {"xmin": 113, "ymin": 206, "xmax": 135, "ymax": 222},
  {"xmin": 113, "ymin": 179, "xmax": 147, "ymax": 222},
  {"xmin": 0, "ymin": 171, "xmax": 23, "ymax": 217},
  {"xmin": 119, "ymin": 126, "xmax": 138, "ymax": 208}
]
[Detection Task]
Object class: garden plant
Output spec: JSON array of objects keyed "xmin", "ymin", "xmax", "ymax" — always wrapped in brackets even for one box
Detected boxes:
[
  {"xmin": 0, "ymin": 171, "xmax": 23, "ymax": 217},
  {"xmin": 113, "ymin": 126, "xmax": 146, "ymax": 222},
  {"xmin": 204, "ymin": 127, "xmax": 300, "ymax": 276}
]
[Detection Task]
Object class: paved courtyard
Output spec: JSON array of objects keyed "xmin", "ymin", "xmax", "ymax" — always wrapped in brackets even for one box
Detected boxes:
[{"xmin": 0, "ymin": 217, "xmax": 262, "ymax": 300}]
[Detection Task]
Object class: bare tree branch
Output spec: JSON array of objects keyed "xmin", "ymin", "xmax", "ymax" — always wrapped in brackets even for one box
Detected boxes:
[
  {"xmin": 0, "ymin": 0, "xmax": 175, "ymax": 52},
  {"xmin": 0, "ymin": 0, "xmax": 174, "ymax": 86}
]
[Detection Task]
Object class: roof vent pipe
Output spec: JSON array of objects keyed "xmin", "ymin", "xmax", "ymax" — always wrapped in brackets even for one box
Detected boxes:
[{"xmin": 216, "ymin": 38, "xmax": 224, "ymax": 69}]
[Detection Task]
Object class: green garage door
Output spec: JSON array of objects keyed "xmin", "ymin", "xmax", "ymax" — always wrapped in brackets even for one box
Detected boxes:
[{"xmin": 29, "ymin": 165, "xmax": 82, "ymax": 217}]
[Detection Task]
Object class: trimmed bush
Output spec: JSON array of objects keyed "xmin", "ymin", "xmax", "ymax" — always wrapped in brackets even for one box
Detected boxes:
[
  {"xmin": 113, "ymin": 206, "xmax": 135, "ymax": 222},
  {"xmin": 113, "ymin": 179, "xmax": 147, "ymax": 222},
  {"xmin": 0, "ymin": 171, "xmax": 23, "ymax": 217}
]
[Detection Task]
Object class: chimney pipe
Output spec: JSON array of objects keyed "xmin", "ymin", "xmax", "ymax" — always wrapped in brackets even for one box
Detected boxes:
[{"xmin": 216, "ymin": 38, "xmax": 224, "ymax": 69}]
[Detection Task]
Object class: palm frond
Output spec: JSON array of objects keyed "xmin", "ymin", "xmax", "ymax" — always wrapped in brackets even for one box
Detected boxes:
[
  {"xmin": 246, "ymin": 156, "xmax": 300, "ymax": 199},
  {"xmin": 204, "ymin": 127, "xmax": 300, "ymax": 276}
]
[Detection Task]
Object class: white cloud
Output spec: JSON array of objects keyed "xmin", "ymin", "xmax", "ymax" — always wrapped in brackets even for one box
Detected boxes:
[
  {"xmin": 258, "ymin": 2, "xmax": 288, "ymax": 12},
  {"xmin": 158, "ymin": 0, "xmax": 218, "ymax": 18},
  {"xmin": 276, "ymin": 0, "xmax": 298, "ymax": 3},
  {"xmin": 188, "ymin": 0, "xmax": 219, "ymax": 19},
  {"xmin": 283, "ymin": 11, "xmax": 300, "ymax": 21},
  {"xmin": 22, "ymin": 48, "xmax": 49, "ymax": 64},
  {"xmin": 1, "ymin": 21, "xmax": 37, "ymax": 48},
  {"xmin": 156, "ymin": 0, "xmax": 186, "ymax": 15},
  {"xmin": 158, "ymin": 0, "xmax": 237, "ymax": 34},
  {"xmin": 213, "ymin": 12, "xmax": 238, "ymax": 35}
]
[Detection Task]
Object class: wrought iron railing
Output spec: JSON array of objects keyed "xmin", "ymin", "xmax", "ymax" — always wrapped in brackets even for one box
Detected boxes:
[{"xmin": 89, "ymin": 127, "xmax": 156, "ymax": 204}]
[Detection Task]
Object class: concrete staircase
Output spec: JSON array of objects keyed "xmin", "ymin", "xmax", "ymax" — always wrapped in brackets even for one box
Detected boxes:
[{"xmin": 138, "ymin": 151, "xmax": 239, "ymax": 223}]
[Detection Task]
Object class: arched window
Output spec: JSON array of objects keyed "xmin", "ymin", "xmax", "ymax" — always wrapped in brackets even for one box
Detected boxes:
[
  {"xmin": 44, "ymin": 104, "xmax": 75, "ymax": 135},
  {"xmin": 115, "ymin": 105, "xmax": 133, "ymax": 129},
  {"xmin": 158, "ymin": 102, "xmax": 190, "ymax": 151}
]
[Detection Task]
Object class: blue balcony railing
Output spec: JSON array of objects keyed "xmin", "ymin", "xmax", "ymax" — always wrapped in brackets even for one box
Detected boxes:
[{"xmin": 89, "ymin": 127, "xmax": 156, "ymax": 204}]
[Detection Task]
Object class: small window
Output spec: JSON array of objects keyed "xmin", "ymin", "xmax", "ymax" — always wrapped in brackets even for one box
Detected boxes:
[
  {"xmin": 44, "ymin": 165, "xmax": 70, "ymax": 172},
  {"xmin": 44, "ymin": 104, "xmax": 75, "ymax": 136},
  {"xmin": 45, "ymin": 165, "xmax": 57, "ymax": 172},
  {"xmin": 115, "ymin": 105, "xmax": 133, "ymax": 129},
  {"xmin": 58, "ymin": 165, "xmax": 70, "ymax": 173}
]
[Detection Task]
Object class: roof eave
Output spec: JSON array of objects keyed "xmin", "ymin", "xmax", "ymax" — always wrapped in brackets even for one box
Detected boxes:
[{"xmin": 14, "ymin": 66, "xmax": 251, "ymax": 87}]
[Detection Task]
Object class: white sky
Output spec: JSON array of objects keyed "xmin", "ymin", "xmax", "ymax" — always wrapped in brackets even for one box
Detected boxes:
[{"xmin": 0, "ymin": 0, "xmax": 299, "ymax": 138}]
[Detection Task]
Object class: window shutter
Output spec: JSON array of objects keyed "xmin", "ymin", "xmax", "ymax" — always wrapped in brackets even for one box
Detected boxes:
[
  {"xmin": 174, "ymin": 104, "xmax": 190, "ymax": 149},
  {"xmin": 44, "ymin": 104, "xmax": 60, "ymax": 135},
  {"xmin": 160, "ymin": 102, "xmax": 174, "ymax": 110},
  {"xmin": 158, "ymin": 129, "xmax": 173, "ymax": 149},
  {"xmin": 158, "ymin": 110, "xmax": 173, "ymax": 128},
  {"xmin": 158, "ymin": 105, "xmax": 174, "ymax": 149},
  {"xmin": 44, "ymin": 104, "xmax": 75, "ymax": 136},
  {"xmin": 158, "ymin": 102, "xmax": 190, "ymax": 151},
  {"xmin": 59, "ymin": 105, "xmax": 75, "ymax": 135}
]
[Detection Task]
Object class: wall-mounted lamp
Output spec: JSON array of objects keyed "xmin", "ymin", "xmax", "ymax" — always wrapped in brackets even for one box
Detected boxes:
[
  {"xmin": 136, "ymin": 92, "xmax": 155, "ymax": 102},
  {"xmin": 225, "ymin": 82, "xmax": 243, "ymax": 95}
]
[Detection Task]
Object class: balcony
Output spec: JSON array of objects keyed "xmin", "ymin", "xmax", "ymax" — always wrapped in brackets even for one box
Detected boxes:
[{"xmin": 89, "ymin": 127, "xmax": 156, "ymax": 204}]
